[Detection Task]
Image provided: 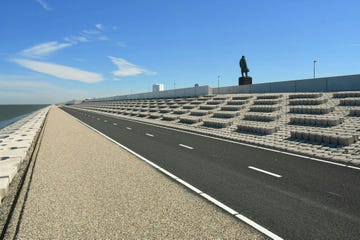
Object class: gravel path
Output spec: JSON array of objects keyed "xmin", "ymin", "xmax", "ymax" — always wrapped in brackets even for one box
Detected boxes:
[{"xmin": 15, "ymin": 106, "xmax": 265, "ymax": 239}]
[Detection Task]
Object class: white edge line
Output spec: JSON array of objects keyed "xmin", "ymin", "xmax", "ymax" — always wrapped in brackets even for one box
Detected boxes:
[
  {"xmin": 200, "ymin": 193, "xmax": 238, "ymax": 215},
  {"xmin": 236, "ymin": 214, "xmax": 283, "ymax": 240},
  {"xmin": 175, "ymin": 178, "xmax": 202, "ymax": 194},
  {"xmin": 179, "ymin": 144, "xmax": 194, "ymax": 150},
  {"xmin": 248, "ymin": 166, "xmax": 282, "ymax": 178},
  {"xmin": 65, "ymin": 111, "xmax": 283, "ymax": 240},
  {"xmin": 347, "ymin": 165, "xmax": 360, "ymax": 170},
  {"xmin": 66, "ymin": 107, "xmax": 360, "ymax": 171}
]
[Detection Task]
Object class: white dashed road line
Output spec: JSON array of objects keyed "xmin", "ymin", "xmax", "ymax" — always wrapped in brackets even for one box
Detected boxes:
[
  {"xmin": 179, "ymin": 144, "xmax": 194, "ymax": 150},
  {"xmin": 248, "ymin": 166, "xmax": 282, "ymax": 178},
  {"xmin": 104, "ymin": 120, "xmax": 107, "ymax": 123},
  {"xmin": 126, "ymin": 127, "xmax": 132, "ymax": 130},
  {"xmin": 145, "ymin": 133, "xmax": 154, "ymax": 137},
  {"xmin": 113, "ymin": 123, "xmax": 118, "ymax": 126}
]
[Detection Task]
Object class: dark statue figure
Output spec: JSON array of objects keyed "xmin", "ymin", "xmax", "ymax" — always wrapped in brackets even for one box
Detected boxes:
[
  {"xmin": 239, "ymin": 56, "xmax": 249, "ymax": 77},
  {"xmin": 238, "ymin": 55, "xmax": 252, "ymax": 85}
]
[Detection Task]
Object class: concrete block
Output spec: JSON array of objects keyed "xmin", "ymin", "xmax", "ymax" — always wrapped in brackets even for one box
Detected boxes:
[
  {"xmin": 330, "ymin": 135, "xmax": 339, "ymax": 145},
  {"xmin": 0, "ymin": 167, "xmax": 18, "ymax": 183},
  {"xmin": 199, "ymin": 105, "xmax": 218, "ymax": 110},
  {"xmin": 0, "ymin": 149, "xmax": 28, "ymax": 161},
  {"xmin": 213, "ymin": 111, "xmax": 239, "ymax": 118},
  {"xmin": 179, "ymin": 116, "xmax": 203, "ymax": 124},
  {"xmin": 162, "ymin": 114, "xmax": 179, "ymax": 121},
  {"xmin": 203, "ymin": 119, "xmax": 233, "ymax": 128},
  {"xmin": 191, "ymin": 110, "xmax": 209, "ymax": 116},
  {"xmin": 309, "ymin": 133, "xmax": 316, "ymax": 142},
  {"xmin": 322, "ymin": 134, "xmax": 331, "ymax": 144},
  {"xmin": 0, "ymin": 177, "xmax": 9, "ymax": 202},
  {"xmin": 338, "ymin": 135, "xmax": 355, "ymax": 146},
  {"xmin": 315, "ymin": 133, "xmax": 323, "ymax": 143},
  {"xmin": 221, "ymin": 105, "xmax": 244, "ymax": 111}
]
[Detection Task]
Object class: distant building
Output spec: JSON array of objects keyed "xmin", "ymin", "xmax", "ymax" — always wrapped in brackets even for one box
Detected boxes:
[{"xmin": 153, "ymin": 84, "xmax": 164, "ymax": 92}]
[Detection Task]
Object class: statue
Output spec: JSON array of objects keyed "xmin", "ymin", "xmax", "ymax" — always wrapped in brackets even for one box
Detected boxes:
[
  {"xmin": 238, "ymin": 55, "xmax": 252, "ymax": 85},
  {"xmin": 239, "ymin": 56, "xmax": 249, "ymax": 78}
]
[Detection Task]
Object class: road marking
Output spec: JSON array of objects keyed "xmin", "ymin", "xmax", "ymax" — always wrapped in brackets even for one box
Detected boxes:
[
  {"xmin": 69, "ymin": 114, "xmax": 283, "ymax": 240},
  {"xmin": 146, "ymin": 133, "xmax": 154, "ymax": 137},
  {"xmin": 179, "ymin": 144, "xmax": 194, "ymax": 150},
  {"xmin": 104, "ymin": 120, "xmax": 107, "ymax": 123},
  {"xmin": 67, "ymin": 107, "xmax": 360, "ymax": 171},
  {"xmin": 248, "ymin": 166, "xmax": 282, "ymax": 178},
  {"xmin": 235, "ymin": 214, "xmax": 283, "ymax": 240},
  {"xmin": 200, "ymin": 193, "xmax": 238, "ymax": 215},
  {"xmin": 113, "ymin": 123, "xmax": 118, "ymax": 126},
  {"xmin": 347, "ymin": 165, "xmax": 360, "ymax": 170},
  {"xmin": 97, "ymin": 118, "xmax": 100, "ymax": 120},
  {"xmin": 126, "ymin": 127, "xmax": 132, "ymax": 130}
]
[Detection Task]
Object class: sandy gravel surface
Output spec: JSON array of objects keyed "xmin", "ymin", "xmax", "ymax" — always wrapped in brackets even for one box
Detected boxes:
[{"xmin": 15, "ymin": 106, "xmax": 265, "ymax": 239}]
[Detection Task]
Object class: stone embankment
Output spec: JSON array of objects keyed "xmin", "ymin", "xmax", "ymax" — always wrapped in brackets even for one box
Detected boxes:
[{"xmin": 0, "ymin": 107, "xmax": 49, "ymax": 203}]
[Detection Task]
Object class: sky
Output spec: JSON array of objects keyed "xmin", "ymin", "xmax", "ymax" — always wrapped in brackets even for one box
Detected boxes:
[{"xmin": 1, "ymin": 0, "xmax": 360, "ymax": 104}]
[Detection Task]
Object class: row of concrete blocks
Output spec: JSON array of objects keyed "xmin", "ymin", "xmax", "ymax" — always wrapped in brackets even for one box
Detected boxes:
[
  {"xmin": 203, "ymin": 118, "xmax": 234, "ymax": 128},
  {"xmin": 333, "ymin": 92, "xmax": 360, "ymax": 98},
  {"xmin": 289, "ymin": 130, "xmax": 358, "ymax": 146},
  {"xmin": 237, "ymin": 123, "xmax": 280, "ymax": 135},
  {"xmin": 256, "ymin": 94, "xmax": 283, "ymax": 99},
  {"xmin": 226, "ymin": 100, "xmax": 249, "ymax": 105},
  {"xmin": 289, "ymin": 98, "xmax": 328, "ymax": 105},
  {"xmin": 249, "ymin": 105, "xmax": 282, "ymax": 112},
  {"xmin": 288, "ymin": 93, "xmax": 323, "ymax": 99},
  {"xmin": 0, "ymin": 108, "xmax": 48, "ymax": 203},
  {"xmin": 349, "ymin": 109, "xmax": 360, "ymax": 116},
  {"xmin": 289, "ymin": 116, "xmax": 344, "ymax": 127},
  {"xmin": 289, "ymin": 106, "xmax": 335, "ymax": 114},
  {"xmin": 253, "ymin": 99, "xmax": 282, "ymax": 105},
  {"xmin": 339, "ymin": 98, "xmax": 360, "ymax": 106},
  {"xmin": 243, "ymin": 113, "xmax": 281, "ymax": 122}
]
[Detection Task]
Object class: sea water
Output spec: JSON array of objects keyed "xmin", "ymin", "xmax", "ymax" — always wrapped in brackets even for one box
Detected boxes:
[{"xmin": 0, "ymin": 105, "xmax": 48, "ymax": 130}]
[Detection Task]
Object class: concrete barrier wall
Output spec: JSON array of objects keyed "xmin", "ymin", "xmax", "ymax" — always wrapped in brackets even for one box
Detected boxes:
[
  {"xmin": 213, "ymin": 74, "xmax": 360, "ymax": 94},
  {"xmin": 88, "ymin": 86, "xmax": 212, "ymax": 102},
  {"xmin": 86, "ymin": 74, "xmax": 360, "ymax": 102}
]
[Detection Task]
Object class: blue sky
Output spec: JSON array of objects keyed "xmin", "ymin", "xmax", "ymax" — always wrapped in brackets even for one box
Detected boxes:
[{"xmin": 1, "ymin": 0, "xmax": 360, "ymax": 103}]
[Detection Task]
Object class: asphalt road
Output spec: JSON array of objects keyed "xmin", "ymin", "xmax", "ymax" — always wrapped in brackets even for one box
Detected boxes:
[{"xmin": 62, "ymin": 107, "xmax": 360, "ymax": 240}]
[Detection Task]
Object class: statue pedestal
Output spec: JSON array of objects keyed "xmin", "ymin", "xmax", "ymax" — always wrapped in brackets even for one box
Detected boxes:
[{"xmin": 238, "ymin": 77, "xmax": 252, "ymax": 85}]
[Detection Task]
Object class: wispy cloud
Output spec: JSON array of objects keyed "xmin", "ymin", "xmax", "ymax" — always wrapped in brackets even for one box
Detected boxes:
[
  {"xmin": 63, "ymin": 36, "xmax": 88, "ymax": 44},
  {"xmin": 11, "ymin": 58, "xmax": 103, "ymax": 83},
  {"xmin": 21, "ymin": 41, "xmax": 72, "ymax": 58},
  {"xmin": 109, "ymin": 56, "xmax": 156, "ymax": 77},
  {"xmin": 95, "ymin": 24, "xmax": 104, "ymax": 30},
  {"xmin": 81, "ymin": 29, "xmax": 109, "ymax": 41},
  {"xmin": 116, "ymin": 41, "xmax": 127, "ymax": 48},
  {"xmin": 36, "ymin": 0, "xmax": 51, "ymax": 11}
]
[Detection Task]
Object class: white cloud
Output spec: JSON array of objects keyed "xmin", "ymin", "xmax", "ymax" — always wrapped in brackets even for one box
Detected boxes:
[
  {"xmin": 95, "ymin": 24, "xmax": 104, "ymax": 30},
  {"xmin": 109, "ymin": 56, "xmax": 156, "ymax": 77},
  {"xmin": 81, "ymin": 29, "xmax": 109, "ymax": 41},
  {"xmin": 21, "ymin": 41, "xmax": 72, "ymax": 58},
  {"xmin": 11, "ymin": 58, "xmax": 103, "ymax": 83},
  {"xmin": 64, "ymin": 36, "xmax": 88, "ymax": 44},
  {"xmin": 117, "ymin": 41, "xmax": 127, "ymax": 48},
  {"xmin": 36, "ymin": 0, "xmax": 51, "ymax": 11}
]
